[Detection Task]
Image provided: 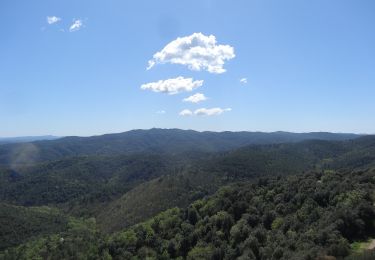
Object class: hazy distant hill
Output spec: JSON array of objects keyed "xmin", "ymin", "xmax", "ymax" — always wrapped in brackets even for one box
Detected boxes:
[
  {"xmin": 0, "ymin": 129, "xmax": 360, "ymax": 166},
  {"xmin": 0, "ymin": 135, "xmax": 60, "ymax": 145}
]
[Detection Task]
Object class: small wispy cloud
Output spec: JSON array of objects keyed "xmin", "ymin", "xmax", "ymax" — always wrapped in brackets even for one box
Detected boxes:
[
  {"xmin": 47, "ymin": 16, "xmax": 61, "ymax": 25},
  {"xmin": 69, "ymin": 19, "xmax": 83, "ymax": 32},
  {"xmin": 240, "ymin": 78, "xmax": 247, "ymax": 84},
  {"xmin": 194, "ymin": 107, "xmax": 231, "ymax": 116},
  {"xmin": 179, "ymin": 107, "xmax": 231, "ymax": 116},
  {"xmin": 183, "ymin": 93, "xmax": 207, "ymax": 103},
  {"xmin": 179, "ymin": 109, "xmax": 193, "ymax": 116},
  {"xmin": 141, "ymin": 77, "xmax": 203, "ymax": 95},
  {"xmin": 156, "ymin": 110, "xmax": 166, "ymax": 114}
]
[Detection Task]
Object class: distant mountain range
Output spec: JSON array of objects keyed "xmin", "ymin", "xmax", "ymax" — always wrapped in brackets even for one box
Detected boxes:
[{"xmin": 0, "ymin": 129, "xmax": 361, "ymax": 166}]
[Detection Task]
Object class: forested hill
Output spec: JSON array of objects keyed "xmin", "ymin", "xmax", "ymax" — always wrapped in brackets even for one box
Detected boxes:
[
  {"xmin": 0, "ymin": 133, "xmax": 374, "ymax": 259},
  {"xmin": 0, "ymin": 129, "xmax": 360, "ymax": 166},
  {"xmin": 3, "ymin": 170, "xmax": 374, "ymax": 259},
  {"xmin": 96, "ymin": 135, "xmax": 375, "ymax": 233},
  {"xmin": 0, "ymin": 135, "xmax": 373, "ymax": 234},
  {"xmin": 103, "ymin": 169, "xmax": 375, "ymax": 259}
]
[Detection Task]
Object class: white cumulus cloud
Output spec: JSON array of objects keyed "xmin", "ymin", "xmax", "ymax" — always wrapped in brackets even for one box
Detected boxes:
[
  {"xmin": 179, "ymin": 109, "xmax": 193, "ymax": 116},
  {"xmin": 147, "ymin": 32, "xmax": 235, "ymax": 74},
  {"xmin": 240, "ymin": 78, "xmax": 247, "ymax": 84},
  {"xmin": 47, "ymin": 16, "xmax": 61, "ymax": 24},
  {"xmin": 69, "ymin": 19, "xmax": 83, "ymax": 32},
  {"xmin": 183, "ymin": 93, "xmax": 207, "ymax": 103},
  {"xmin": 141, "ymin": 77, "xmax": 203, "ymax": 95},
  {"xmin": 194, "ymin": 107, "xmax": 231, "ymax": 116}
]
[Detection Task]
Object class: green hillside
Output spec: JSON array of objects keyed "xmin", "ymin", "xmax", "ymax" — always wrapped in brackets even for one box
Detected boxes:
[
  {"xmin": 3, "ymin": 169, "xmax": 374, "ymax": 259},
  {"xmin": 0, "ymin": 133, "xmax": 374, "ymax": 259},
  {"xmin": 0, "ymin": 204, "xmax": 69, "ymax": 250},
  {"xmin": 103, "ymin": 169, "xmax": 375, "ymax": 259},
  {"xmin": 95, "ymin": 136, "xmax": 375, "ymax": 234},
  {"xmin": 0, "ymin": 154, "xmax": 175, "ymax": 210}
]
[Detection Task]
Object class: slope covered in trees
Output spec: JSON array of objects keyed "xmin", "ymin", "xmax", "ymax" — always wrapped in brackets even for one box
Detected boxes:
[
  {"xmin": 0, "ymin": 132, "xmax": 374, "ymax": 259},
  {"xmin": 0, "ymin": 136, "xmax": 374, "ymax": 232},
  {"xmin": 0, "ymin": 153, "xmax": 181, "ymax": 218},
  {"xmin": 0, "ymin": 204, "xmax": 69, "ymax": 250},
  {"xmin": 95, "ymin": 136, "xmax": 375, "ymax": 233},
  {"xmin": 2, "ymin": 169, "xmax": 374, "ymax": 259},
  {"xmin": 104, "ymin": 169, "xmax": 375, "ymax": 259}
]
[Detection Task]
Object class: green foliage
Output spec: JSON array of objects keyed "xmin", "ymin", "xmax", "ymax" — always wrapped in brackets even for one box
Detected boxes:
[
  {"xmin": 0, "ymin": 204, "xmax": 69, "ymax": 250},
  {"xmin": 2, "ymin": 218, "xmax": 104, "ymax": 259},
  {"xmin": 0, "ymin": 154, "xmax": 176, "ymax": 217},
  {"xmin": 100, "ymin": 170, "xmax": 374, "ymax": 259},
  {"xmin": 345, "ymin": 249, "xmax": 375, "ymax": 260},
  {"xmin": 3, "ymin": 169, "xmax": 375, "ymax": 259},
  {"xmin": 271, "ymin": 217, "xmax": 283, "ymax": 230},
  {"xmin": 187, "ymin": 244, "xmax": 214, "ymax": 259}
]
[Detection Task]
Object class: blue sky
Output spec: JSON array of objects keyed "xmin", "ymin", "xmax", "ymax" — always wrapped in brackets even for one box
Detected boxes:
[{"xmin": 1, "ymin": 0, "xmax": 374, "ymax": 137}]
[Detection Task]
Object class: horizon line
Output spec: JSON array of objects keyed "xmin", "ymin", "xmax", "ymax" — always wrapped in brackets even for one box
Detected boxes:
[{"xmin": 0, "ymin": 128, "xmax": 372, "ymax": 139}]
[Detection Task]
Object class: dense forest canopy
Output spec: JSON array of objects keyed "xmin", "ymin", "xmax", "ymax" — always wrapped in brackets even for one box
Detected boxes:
[{"xmin": 0, "ymin": 130, "xmax": 374, "ymax": 259}]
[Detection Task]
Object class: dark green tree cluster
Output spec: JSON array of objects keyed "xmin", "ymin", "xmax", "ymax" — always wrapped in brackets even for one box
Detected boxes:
[
  {"xmin": 103, "ymin": 170, "xmax": 375, "ymax": 259},
  {"xmin": 4, "ymin": 169, "xmax": 374, "ymax": 259},
  {"xmin": 0, "ymin": 154, "xmax": 176, "ymax": 216},
  {"xmin": 0, "ymin": 204, "xmax": 68, "ymax": 250},
  {"xmin": 1, "ymin": 218, "xmax": 105, "ymax": 260}
]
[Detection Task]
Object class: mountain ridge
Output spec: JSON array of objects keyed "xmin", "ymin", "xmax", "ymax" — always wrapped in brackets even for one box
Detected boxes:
[{"xmin": 0, "ymin": 129, "xmax": 362, "ymax": 167}]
